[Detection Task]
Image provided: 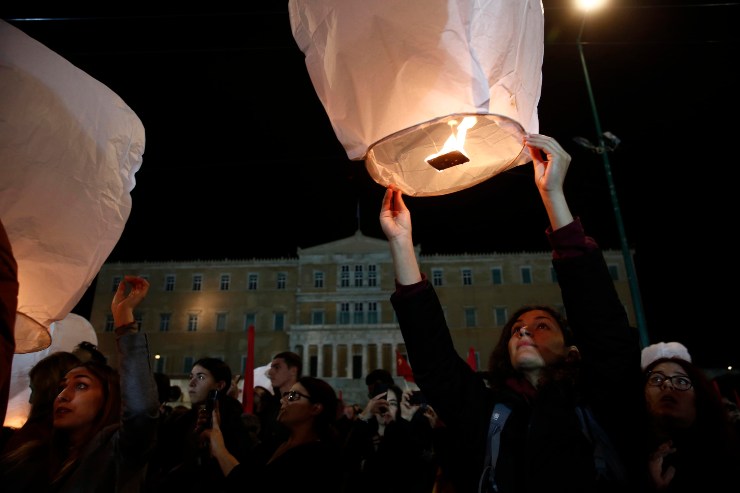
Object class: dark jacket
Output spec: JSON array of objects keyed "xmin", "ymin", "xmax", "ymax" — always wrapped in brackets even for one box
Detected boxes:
[
  {"xmin": 391, "ymin": 220, "xmax": 643, "ymax": 493},
  {"xmin": 146, "ymin": 393, "xmax": 253, "ymax": 493},
  {"xmin": 223, "ymin": 439, "xmax": 343, "ymax": 493},
  {"xmin": 340, "ymin": 413, "xmax": 438, "ymax": 493}
]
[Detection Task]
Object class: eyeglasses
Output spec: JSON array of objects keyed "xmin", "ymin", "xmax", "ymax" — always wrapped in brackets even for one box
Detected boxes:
[
  {"xmin": 282, "ymin": 390, "xmax": 311, "ymax": 402},
  {"xmin": 646, "ymin": 372, "xmax": 693, "ymax": 391}
]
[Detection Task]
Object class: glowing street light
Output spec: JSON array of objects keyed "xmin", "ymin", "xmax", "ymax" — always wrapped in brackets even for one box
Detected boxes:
[
  {"xmin": 575, "ymin": 0, "xmax": 608, "ymax": 12},
  {"xmin": 574, "ymin": 1, "xmax": 649, "ymax": 347}
]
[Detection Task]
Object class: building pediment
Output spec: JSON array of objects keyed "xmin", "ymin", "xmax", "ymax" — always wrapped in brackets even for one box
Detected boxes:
[{"xmin": 298, "ymin": 230, "xmax": 394, "ymax": 256}]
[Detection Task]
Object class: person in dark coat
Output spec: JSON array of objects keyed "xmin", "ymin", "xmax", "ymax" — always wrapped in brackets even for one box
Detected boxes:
[
  {"xmin": 379, "ymin": 133, "xmax": 644, "ymax": 493},
  {"xmin": 146, "ymin": 357, "xmax": 252, "ymax": 493},
  {"xmin": 202, "ymin": 375, "xmax": 343, "ymax": 493},
  {"xmin": 340, "ymin": 383, "xmax": 438, "ymax": 493},
  {"xmin": 640, "ymin": 342, "xmax": 740, "ymax": 492},
  {"xmin": 0, "ymin": 276, "xmax": 159, "ymax": 493}
]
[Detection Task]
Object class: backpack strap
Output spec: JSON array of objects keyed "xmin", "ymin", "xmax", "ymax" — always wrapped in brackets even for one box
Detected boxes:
[
  {"xmin": 480, "ymin": 403, "xmax": 512, "ymax": 493},
  {"xmin": 481, "ymin": 402, "xmax": 627, "ymax": 492}
]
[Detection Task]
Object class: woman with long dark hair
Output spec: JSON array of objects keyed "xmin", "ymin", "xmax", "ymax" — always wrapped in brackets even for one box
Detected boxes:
[
  {"xmin": 379, "ymin": 134, "xmax": 644, "ymax": 493},
  {"xmin": 640, "ymin": 343, "xmax": 740, "ymax": 492},
  {"xmin": 1, "ymin": 276, "xmax": 159, "ymax": 492},
  {"xmin": 203, "ymin": 375, "xmax": 343, "ymax": 493}
]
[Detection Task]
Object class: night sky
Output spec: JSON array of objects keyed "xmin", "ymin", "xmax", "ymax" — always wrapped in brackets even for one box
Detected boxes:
[{"xmin": 2, "ymin": 2, "xmax": 738, "ymax": 368}]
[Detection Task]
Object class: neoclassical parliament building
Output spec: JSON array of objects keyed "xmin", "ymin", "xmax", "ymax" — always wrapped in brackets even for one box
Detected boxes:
[{"xmin": 88, "ymin": 230, "xmax": 634, "ymax": 405}]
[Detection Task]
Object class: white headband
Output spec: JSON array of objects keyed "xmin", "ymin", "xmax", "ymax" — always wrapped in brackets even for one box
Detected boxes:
[{"xmin": 641, "ymin": 341, "xmax": 692, "ymax": 370}]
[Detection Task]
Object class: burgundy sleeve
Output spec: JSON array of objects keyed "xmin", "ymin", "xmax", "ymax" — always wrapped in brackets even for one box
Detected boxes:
[
  {"xmin": 394, "ymin": 273, "xmax": 428, "ymax": 297},
  {"xmin": 0, "ymin": 219, "xmax": 19, "ymax": 426},
  {"xmin": 546, "ymin": 217, "xmax": 599, "ymax": 260}
]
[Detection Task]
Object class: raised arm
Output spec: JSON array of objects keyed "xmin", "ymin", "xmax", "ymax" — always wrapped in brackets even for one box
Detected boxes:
[
  {"xmin": 527, "ymin": 135, "xmax": 643, "ymax": 481},
  {"xmin": 525, "ymin": 133, "xmax": 574, "ymax": 231},
  {"xmin": 112, "ymin": 276, "xmax": 160, "ymax": 470},
  {"xmin": 112, "ymin": 275, "xmax": 149, "ymax": 329},
  {"xmin": 379, "ymin": 187, "xmax": 422, "ymax": 286}
]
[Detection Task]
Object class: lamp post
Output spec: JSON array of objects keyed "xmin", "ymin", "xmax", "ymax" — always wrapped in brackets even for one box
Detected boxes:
[{"xmin": 576, "ymin": 11, "xmax": 649, "ymax": 348}]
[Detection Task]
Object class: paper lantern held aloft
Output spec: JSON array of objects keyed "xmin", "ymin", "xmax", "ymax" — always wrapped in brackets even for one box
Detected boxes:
[{"xmin": 289, "ymin": 0, "xmax": 544, "ymax": 196}]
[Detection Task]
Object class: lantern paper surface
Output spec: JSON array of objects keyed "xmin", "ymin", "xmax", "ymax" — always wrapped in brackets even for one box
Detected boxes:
[
  {"xmin": 253, "ymin": 363, "xmax": 274, "ymax": 394},
  {"xmin": 289, "ymin": 0, "xmax": 544, "ymax": 196},
  {"xmin": 0, "ymin": 20, "xmax": 145, "ymax": 353}
]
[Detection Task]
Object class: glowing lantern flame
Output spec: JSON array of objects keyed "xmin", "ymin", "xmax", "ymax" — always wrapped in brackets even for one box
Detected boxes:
[{"xmin": 425, "ymin": 117, "xmax": 477, "ymax": 171}]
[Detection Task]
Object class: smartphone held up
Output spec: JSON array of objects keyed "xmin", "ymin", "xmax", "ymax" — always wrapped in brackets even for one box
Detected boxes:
[{"xmin": 203, "ymin": 389, "xmax": 218, "ymax": 428}]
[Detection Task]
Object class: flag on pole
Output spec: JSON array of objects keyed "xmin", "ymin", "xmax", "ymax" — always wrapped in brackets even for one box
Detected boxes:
[
  {"xmin": 467, "ymin": 346, "xmax": 478, "ymax": 371},
  {"xmin": 242, "ymin": 325, "xmax": 255, "ymax": 413},
  {"xmin": 356, "ymin": 201, "xmax": 361, "ymax": 231},
  {"xmin": 396, "ymin": 350, "xmax": 415, "ymax": 382}
]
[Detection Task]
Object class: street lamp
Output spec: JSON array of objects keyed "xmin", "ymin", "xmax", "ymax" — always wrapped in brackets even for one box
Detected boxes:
[{"xmin": 575, "ymin": 1, "xmax": 649, "ymax": 348}]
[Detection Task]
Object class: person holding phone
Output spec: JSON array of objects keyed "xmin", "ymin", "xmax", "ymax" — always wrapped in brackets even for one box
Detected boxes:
[
  {"xmin": 202, "ymin": 376, "xmax": 344, "ymax": 493},
  {"xmin": 202, "ymin": 389, "xmax": 219, "ymax": 430},
  {"xmin": 144, "ymin": 357, "xmax": 252, "ymax": 493},
  {"xmin": 341, "ymin": 383, "xmax": 439, "ymax": 493}
]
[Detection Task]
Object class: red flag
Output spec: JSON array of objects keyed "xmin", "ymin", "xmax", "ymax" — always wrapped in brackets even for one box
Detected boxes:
[
  {"xmin": 467, "ymin": 346, "xmax": 478, "ymax": 371},
  {"xmin": 242, "ymin": 325, "xmax": 255, "ymax": 413},
  {"xmin": 396, "ymin": 350, "xmax": 415, "ymax": 382}
]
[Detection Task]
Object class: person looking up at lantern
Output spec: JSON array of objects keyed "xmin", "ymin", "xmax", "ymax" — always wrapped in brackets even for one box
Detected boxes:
[
  {"xmin": 379, "ymin": 133, "xmax": 645, "ymax": 493},
  {"xmin": 640, "ymin": 341, "xmax": 740, "ymax": 492}
]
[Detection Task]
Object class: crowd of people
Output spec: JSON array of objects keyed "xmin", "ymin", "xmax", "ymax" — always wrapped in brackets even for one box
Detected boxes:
[
  {"xmin": 1, "ymin": 134, "xmax": 739, "ymax": 492},
  {"xmin": 377, "ymin": 133, "xmax": 740, "ymax": 492}
]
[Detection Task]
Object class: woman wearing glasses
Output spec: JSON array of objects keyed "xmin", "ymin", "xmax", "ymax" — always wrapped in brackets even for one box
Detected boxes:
[
  {"xmin": 340, "ymin": 383, "xmax": 439, "ymax": 493},
  {"xmin": 202, "ymin": 375, "xmax": 343, "ymax": 493},
  {"xmin": 640, "ymin": 342, "xmax": 740, "ymax": 492}
]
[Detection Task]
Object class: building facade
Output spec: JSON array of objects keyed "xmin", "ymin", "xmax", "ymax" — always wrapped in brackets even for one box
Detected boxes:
[{"xmin": 88, "ymin": 230, "xmax": 635, "ymax": 405}]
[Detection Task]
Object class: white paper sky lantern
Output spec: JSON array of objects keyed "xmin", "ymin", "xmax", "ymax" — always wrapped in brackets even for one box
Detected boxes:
[
  {"xmin": 289, "ymin": 0, "xmax": 544, "ymax": 196},
  {"xmin": 0, "ymin": 20, "xmax": 145, "ymax": 353}
]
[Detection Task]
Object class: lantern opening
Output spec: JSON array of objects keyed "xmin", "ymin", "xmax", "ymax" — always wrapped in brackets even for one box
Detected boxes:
[{"xmin": 365, "ymin": 113, "xmax": 527, "ymax": 197}]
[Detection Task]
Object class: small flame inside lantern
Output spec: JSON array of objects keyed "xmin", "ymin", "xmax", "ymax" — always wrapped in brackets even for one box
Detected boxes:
[{"xmin": 425, "ymin": 116, "xmax": 477, "ymax": 171}]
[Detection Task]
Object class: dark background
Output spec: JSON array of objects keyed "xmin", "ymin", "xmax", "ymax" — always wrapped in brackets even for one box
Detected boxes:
[{"xmin": 2, "ymin": 2, "xmax": 738, "ymax": 367}]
